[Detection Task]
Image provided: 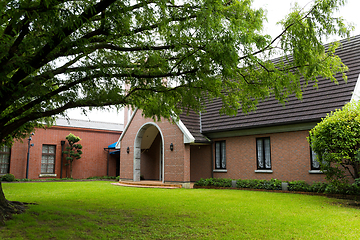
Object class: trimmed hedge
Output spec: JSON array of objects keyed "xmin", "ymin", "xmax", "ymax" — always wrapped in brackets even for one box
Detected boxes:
[
  {"xmin": 1, "ymin": 173, "xmax": 16, "ymax": 182},
  {"xmin": 194, "ymin": 178, "xmax": 360, "ymax": 196},
  {"xmin": 194, "ymin": 178, "xmax": 233, "ymax": 187}
]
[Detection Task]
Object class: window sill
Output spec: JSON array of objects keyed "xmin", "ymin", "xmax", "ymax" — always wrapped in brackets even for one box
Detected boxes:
[
  {"xmin": 308, "ymin": 170, "xmax": 323, "ymax": 174},
  {"xmin": 255, "ymin": 170, "xmax": 273, "ymax": 173},
  {"xmin": 213, "ymin": 169, "xmax": 227, "ymax": 173},
  {"xmin": 39, "ymin": 174, "xmax": 57, "ymax": 178}
]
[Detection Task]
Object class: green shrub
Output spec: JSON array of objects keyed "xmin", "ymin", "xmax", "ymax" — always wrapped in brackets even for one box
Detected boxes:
[
  {"xmin": 16, "ymin": 178, "xmax": 31, "ymax": 182},
  {"xmin": 195, "ymin": 178, "xmax": 360, "ymax": 196},
  {"xmin": 287, "ymin": 180, "xmax": 310, "ymax": 192},
  {"xmin": 1, "ymin": 173, "xmax": 16, "ymax": 182},
  {"xmin": 236, "ymin": 179, "xmax": 251, "ymax": 188},
  {"xmin": 194, "ymin": 178, "xmax": 232, "ymax": 187},
  {"xmin": 308, "ymin": 102, "xmax": 360, "ymax": 185},
  {"xmin": 87, "ymin": 176, "xmax": 116, "ymax": 180},
  {"xmin": 309, "ymin": 182, "xmax": 328, "ymax": 193},
  {"xmin": 355, "ymin": 178, "xmax": 360, "ymax": 186},
  {"xmin": 324, "ymin": 183, "xmax": 360, "ymax": 195},
  {"xmin": 263, "ymin": 178, "xmax": 282, "ymax": 190},
  {"xmin": 116, "ymin": 176, "xmax": 120, "ymax": 181}
]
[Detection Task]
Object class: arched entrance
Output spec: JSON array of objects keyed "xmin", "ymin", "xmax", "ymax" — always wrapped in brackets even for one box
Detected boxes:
[{"xmin": 133, "ymin": 123, "xmax": 164, "ymax": 182}]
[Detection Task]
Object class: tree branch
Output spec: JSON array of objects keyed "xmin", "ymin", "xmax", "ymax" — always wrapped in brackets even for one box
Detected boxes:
[
  {"xmin": 239, "ymin": 2, "xmax": 319, "ymax": 61},
  {"xmin": 1, "ymin": 67, "xmax": 199, "ymax": 126}
]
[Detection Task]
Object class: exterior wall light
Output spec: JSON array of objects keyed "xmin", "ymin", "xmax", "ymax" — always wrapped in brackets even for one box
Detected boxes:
[
  {"xmin": 170, "ymin": 143, "xmax": 174, "ymax": 151},
  {"xmin": 127, "ymin": 147, "xmax": 130, "ymax": 154},
  {"xmin": 26, "ymin": 132, "xmax": 35, "ymax": 179}
]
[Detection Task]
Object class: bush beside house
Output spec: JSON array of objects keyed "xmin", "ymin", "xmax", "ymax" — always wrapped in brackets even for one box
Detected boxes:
[{"xmin": 194, "ymin": 178, "xmax": 360, "ymax": 196}]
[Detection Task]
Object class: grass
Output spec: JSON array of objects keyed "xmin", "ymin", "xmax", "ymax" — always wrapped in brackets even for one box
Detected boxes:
[{"xmin": 0, "ymin": 181, "xmax": 359, "ymax": 240}]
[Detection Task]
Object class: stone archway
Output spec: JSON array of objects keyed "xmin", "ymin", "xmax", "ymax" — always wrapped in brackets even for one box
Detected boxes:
[{"xmin": 133, "ymin": 123, "xmax": 164, "ymax": 182}]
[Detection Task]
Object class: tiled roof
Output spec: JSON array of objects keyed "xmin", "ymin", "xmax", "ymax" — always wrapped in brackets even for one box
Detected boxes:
[
  {"xmin": 179, "ymin": 111, "xmax": 210, "ymax": 143},
  {"xmin": 55, "ymin": 117, "xmax": 123, "ymax": 132},
  {"xmin": 180, "ymin": 35, "xmax": 360, "ymax": 135}
]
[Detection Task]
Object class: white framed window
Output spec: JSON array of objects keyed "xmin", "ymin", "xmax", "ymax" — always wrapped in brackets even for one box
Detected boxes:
[
  {"xmin": 41, "ymin": 145, "xmax": 56, "ymax": 174},
  {"xmin": 0, "ymin": 145, "xmax": 11, "ymax": 174},
  {"xmin": 215, "ymin": 141, "xmax": 226, "ymax": 169},
  {"xmin": 256, "ymin": 137, "xmax": 271, "ymax": 170}
]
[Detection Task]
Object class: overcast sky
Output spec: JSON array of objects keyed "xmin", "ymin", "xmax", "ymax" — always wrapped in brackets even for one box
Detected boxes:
[
  {"xmin": 253, "ymin": 0, "xmax": 360, "ymax": 39},
  {"xmin": 66, "ymin": 0, "xmax": 360, "ymax": 124}
]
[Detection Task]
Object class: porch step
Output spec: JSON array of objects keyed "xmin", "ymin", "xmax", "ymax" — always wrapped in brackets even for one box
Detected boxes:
[{"xmin": 114, "ymin": 180, "xmax": 183, "ymax": 189}]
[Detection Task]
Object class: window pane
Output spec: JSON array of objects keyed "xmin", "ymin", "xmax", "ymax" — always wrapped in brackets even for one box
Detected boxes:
[
  {"xmin": 41, "ymin": 156, "xmax": 48, "ymax": 163},
  {"xmin": 215, "ymin": 142, "xmax": 221, "ymax": 169},
  {"xmin": 1, "ymin": 145, "xmax": 9, "ymax": 152},
  {"xmin": 221, "ymin": 142, "xmax": 226, "ymax": 169},
  {"xmin": 49, "ymin": 146, "xmax": 55, "ymax": 154},
  {"xmin": 257, "ymin": 139, "xmax": 263, "ymax": 168},
  {"xmin": 42, "ymin": 145, "xmax": 48, "ymax": 153},
  {"xmin": 0, "ymin": 146, "xmax": 10, "ymax": 174},
  {"xmin": 311, "ymin": 150, "xmax": 320, "ymax": 169},
  {"xmin": 264, "ymin": 138, "xmax": 271, "ymax": 169},
  {"xmin": 41, "ymin": 145, "xmax": 56, "ymax": 173},
  {"xmin": 47, "ymin": 166, "xmax": 54, "ymax": 173},
  {"xmin": 48, "ymin": 156, "xmax": 54, "ymax": 163}
]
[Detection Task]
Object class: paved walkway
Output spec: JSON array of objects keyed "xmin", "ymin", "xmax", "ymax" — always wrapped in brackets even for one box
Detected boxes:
[{"xmin": 111, "ymin": 180, "xmax": 194, "ymax": 189}]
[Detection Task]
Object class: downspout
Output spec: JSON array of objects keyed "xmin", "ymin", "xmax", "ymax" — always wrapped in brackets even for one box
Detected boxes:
[
  {"xmin": 60, "ymin": 140, "xmax": 65, "ymax": 178},
  {"xmin": 211, "ymin": 142, "xmax": 214, "ymax": 178},
  {"xmin": 107, "ymin": 149, "xmax": 109, "ymax": 176}
]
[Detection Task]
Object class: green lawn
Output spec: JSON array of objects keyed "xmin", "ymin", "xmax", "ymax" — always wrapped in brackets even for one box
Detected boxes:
[{"xmin": 0, "ymin": 181, "xmax": 359, "ymax": 239}]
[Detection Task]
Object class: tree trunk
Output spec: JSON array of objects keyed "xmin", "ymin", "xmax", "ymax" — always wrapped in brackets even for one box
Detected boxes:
[
  {"xmin": 353, "ymin": 163, "xmax": 360, "ymax": 179},
  {"xmin": 0, "ymin": 181, "xmax": 26, "ymax": 225},
  {"xmin": 70, "ymin": 161, "xmax": 73, "ymax": 179}
]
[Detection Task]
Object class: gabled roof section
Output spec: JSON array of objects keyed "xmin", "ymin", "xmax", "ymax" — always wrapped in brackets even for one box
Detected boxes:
[
  {"xmin": 115, "ymin": 108, "xmax": 138, "ymax": 149},
  {"xmin": 201, "ymin": 35, "xmax": 360, "ymax": 133},
  {"xmin": 179, "ymin": 111, "xmax": 211, "ymax": 143}
]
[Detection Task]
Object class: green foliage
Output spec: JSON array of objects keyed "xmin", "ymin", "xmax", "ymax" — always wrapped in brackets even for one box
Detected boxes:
[
  {"xmin": 86, "ymin": 176, "xmax": 116, "ymax": 180},
  {"xmin": 0, "ymin": 0, "xmax": 353, "ymax": 147},
  {"xmin": 15, "ymin": 178, "xmax": 74, "ymax": 182},
  {"xmin": 194, "ymin": 178, "xmax": 360, "ymax": 195},
  {"xmin": 194, "ymin": 178, "xmax": 233, "ymax": 187},
  {"xmin": 1, "ymin": 173, "xmax": 15, "ymax": 182},
  {"xmin": 323, "ymin": 183, "xmax": 360, "ymax": 195},
  {"xmin": 288, "ymin": 180, "xmax": 311, "ymax": 192},
  {"xmin": 309, "ymin": 181, "xmax": 328, "ymax": 193},
  {"xmin": 308, "ymin": 101, "xmax": 360, "ymax": 184},
  {"xmin": 62, "ymin": 133, "xmax": 83, "ymax": 178},
  {"xmin": 2, "ymin": 181, "xmax": 360, "ymax": 239},
  {"xmin": 0, "ymin": 0, "xmax": 355, "ymax": 209},
  {"xmin": 236, "ymin": 178, "xmax": 282, "ymax": 190},
  {"xmin": 63, "ymin": 133, "xmax": 83, "ymax": 161}
]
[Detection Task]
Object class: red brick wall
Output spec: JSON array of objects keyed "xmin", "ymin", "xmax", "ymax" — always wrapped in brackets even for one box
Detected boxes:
[
  {"xmin": 212, "ymin": 130, "xmax": 326, "ymax": 183},
  {"xmin": 8, "ymin": 126, "xmax": 121, "ymax": 179},
  {"xmin": 121, "ymin": 110, "xmax": 325, "ymax": 183},
  {"xmin": 120, "ymin": 110, "xmax": 190, "ymax": 182},
  {"xmin": 190, "ymin": 145, "xmax": 212, "ymax": 181}
]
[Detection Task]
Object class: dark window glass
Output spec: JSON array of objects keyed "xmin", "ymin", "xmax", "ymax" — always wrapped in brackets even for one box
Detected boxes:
[
  {"xmin": 310, "ymin": 149, "xmax": 321, "ymax": 170},
  {"xmin": 215, "ymin": 141, "xmax": 226, "ymax": 169},
  {"xmin": 256, "ymin": 138, "xmax": 271, "ymax": 169},
  {"xmin": 0, "ymin": 145, "xmax": 11, "ymax": 174}
]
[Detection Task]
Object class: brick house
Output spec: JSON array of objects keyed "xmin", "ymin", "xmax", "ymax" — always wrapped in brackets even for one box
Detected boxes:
[
  {"xmin": 116, "ymin": 35, "xmax": 360, "ymax": 184},
  {"xmin": 0, "ymin": 118, "xmax": 123, "ymax": 179}
]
